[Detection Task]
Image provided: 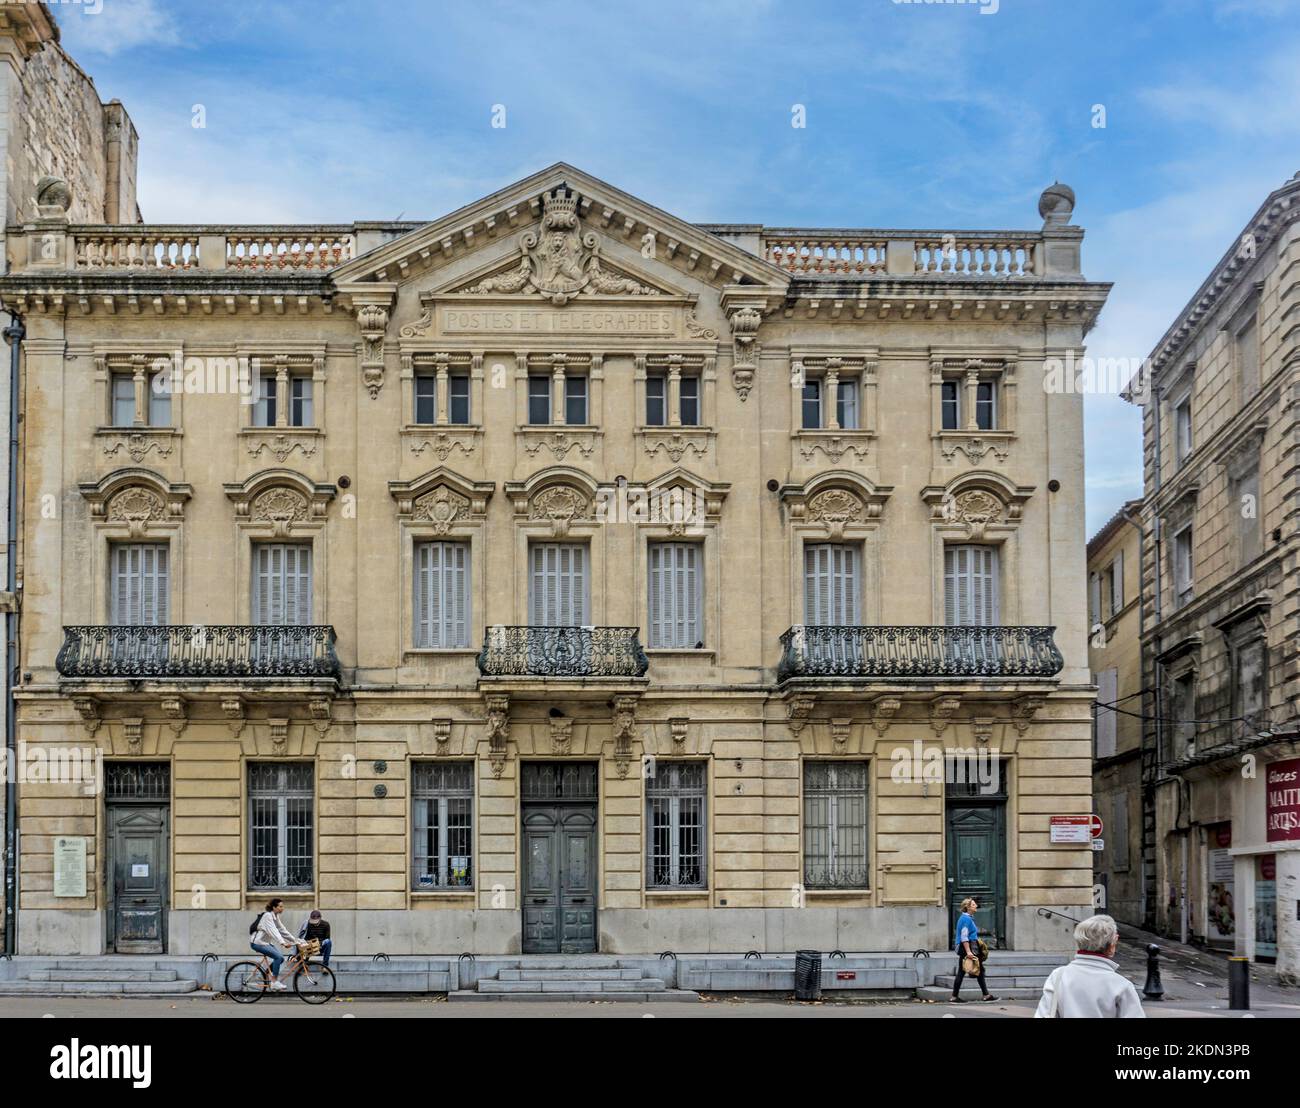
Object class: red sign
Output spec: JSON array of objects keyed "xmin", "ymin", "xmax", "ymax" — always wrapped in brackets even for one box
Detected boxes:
[
  {"xmin": 1266, "ymin": 758, "xmax": 1300, "ymax": 842},
  {"xmin": 836, "ymin": 971, "xmax": 856, "ymax": 981},
  {"xmin": 1090, "ymin": 814, "xmax": 1104, "ymax": 839}
]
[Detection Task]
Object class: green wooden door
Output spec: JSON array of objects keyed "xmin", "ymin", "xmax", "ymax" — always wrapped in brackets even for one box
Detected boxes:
[
  {"xmin": 945, "ymin": 802, "xmax": 1007, "ymax": 948},
  {"xmin": 522, "ymin": 804, "xmax": 597, "ymax": 953}
]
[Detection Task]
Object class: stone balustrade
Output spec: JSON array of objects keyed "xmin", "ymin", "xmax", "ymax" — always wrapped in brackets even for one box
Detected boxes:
[
  {"xmin": 761, "ymin": 230, "xmax": 1048, "ymax": 278},
  {"xmin": 56, "ymin": 226, "xmax": 357, "ymax": 272},
  {"xmin": 72, "ymin": 229, "xmax": 202, "ymax": 269}
]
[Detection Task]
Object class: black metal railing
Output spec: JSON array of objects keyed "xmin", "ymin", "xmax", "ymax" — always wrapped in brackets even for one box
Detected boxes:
[
  {"xmin": 56, "ymin": 625, "xmax": 340, "ymax": 679},
  {"xmin": 777, "ymin": 624, "xmax": 1064, "ymax": 680},
  {"xmin": 477, "ymin": 626, "xmax": 649, "ymax": 678}
]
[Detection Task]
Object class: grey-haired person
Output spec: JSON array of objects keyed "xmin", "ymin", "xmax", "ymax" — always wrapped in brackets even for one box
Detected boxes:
[{"xmin": 1035, "ymin": 914, "xmax": 1145, "ymax": 1018}]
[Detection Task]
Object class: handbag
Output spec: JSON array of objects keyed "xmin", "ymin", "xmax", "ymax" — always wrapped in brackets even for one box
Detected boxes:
[
  {"xmin": 300, "ymin": 938, "xmax": 322, "ymax": 958},
  {"xmin": 961, "ymin": 953, "xmax": 981, "ymax": 976},
  {"xmin": 977, "ymin": 939, "xmax": 989, "ymax": 962}
]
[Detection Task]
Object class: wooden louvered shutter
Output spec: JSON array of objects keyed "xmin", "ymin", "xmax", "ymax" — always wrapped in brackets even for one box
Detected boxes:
[
  {"xmin": 946, "ymin": 545, "xmax": 998, "ymax": 627},
  {"xmin": 111, "ymin": 544, "xmax": 168, "ymax": 626},
  {"xmin": 649, "ymin": 543, "xmax": 701, "ymax": 648},
  {"xmin": 804, "ymin": 544, "xmax": 857, "ymax": 625}
]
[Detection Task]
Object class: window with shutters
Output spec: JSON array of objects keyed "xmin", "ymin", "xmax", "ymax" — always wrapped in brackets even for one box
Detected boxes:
[
  {"xmin": 1172, "ymin": 525, "xmax": 1193, "ymax": 609},
  {"xmin": 646, "ymin": 762, "xmax": 706, "ymax": 889},
  {"xmin": 803, "ymin": 544, "xmax": 859, "ymax": 625},
  {"xmin": 1167, "ymin": 672, "xmax": 1197, "ymax": 759},
  {"xmin": 252, "ymin": 543, "xmax": 313, "ymax": 626},
  {"xmin": 803, "ymin": 761, "xmax": 869, "ymax": 889},
  {"xmin": 412, "ymin": 762, "xmax": 474, "ymax": 889},
  {"xmin": 1231, "ymin": 637, "xmax": 1267, "ymax": 725},
  {"xmin": 1230, "ymin": 463, "xmax": 1261, "ymax": 566},
  {"xmin": 248, "ymin": 763, "xmax": 313, "ymax": 890},
  {"xmin": 109, "ymin": 543, "xmax": 170, "ymax": 625},
  {"xmin": 1235, "ymin": 312, "xmax": 1259, "ymax": 400},
  {"xmin": 647, "ymin": 542, "xmax": 702, "ymax": 648},
  {"xmin": 1094, "ymin": 667, "xmax": 1118, "ymax": 759},
  {"xmin": 944, "ymin": 545, "xmax": 999, "ymax": 626},
  {"xmin": 1089, "ymin": 572, "xmax": 1102, "ymax": 627},
  {"xmin": 529, "ymin": 543, "xmax": 589, "ymax": 626},
  {"xmin": 1172, "ymin": 391, "xmax": 1193, "ymax": 468},
  {"xmin": 413, "ymin": 541, "xmax": 470, "ymax": 648},
  {"xmin": 1112, "ymin": 793, "xmax": 1130, "ymax": 872},
  {"xmin": 1108, "ymin": 551, "xmax": 1124, "ymax": 616}
]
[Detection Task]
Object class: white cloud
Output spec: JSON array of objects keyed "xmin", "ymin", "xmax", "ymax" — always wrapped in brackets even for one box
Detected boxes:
[{"xmin": 56, "ymin": 0, "xmax": 181, "ymax": 57}]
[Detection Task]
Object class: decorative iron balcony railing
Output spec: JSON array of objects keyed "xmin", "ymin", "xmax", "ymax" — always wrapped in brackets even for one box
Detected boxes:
[
  {"xmin": 477, "ymin": 626, "xmax": 649, "ymax": 678},
  {"xmin": 777, "ymin": 625, "xmax": 1064, "ymax": 680},
  {"xmin": 56, "ymin": 625, "xmax": 340, "ymax": 679}
]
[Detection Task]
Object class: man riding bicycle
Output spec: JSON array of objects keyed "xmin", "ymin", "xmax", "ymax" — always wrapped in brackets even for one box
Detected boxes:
[{"xmin": 249, "ymin": 897, "xmax": 307, "ymax": 990}]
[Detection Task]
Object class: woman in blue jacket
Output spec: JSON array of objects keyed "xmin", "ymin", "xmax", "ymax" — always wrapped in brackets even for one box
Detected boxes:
[{"xmin": 952, "ymin": 897, "xmax": 998, "ymax": 1002}]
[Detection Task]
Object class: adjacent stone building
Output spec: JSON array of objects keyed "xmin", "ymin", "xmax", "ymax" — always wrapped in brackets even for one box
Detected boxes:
[
  {"xmin": 0, "ymin": 14, "xmax": 1109, "ymax": 957},
  {"xmin": 1124, "ymin": 171, "xmax": 1300, "ymax": 978},
  {"xmin": 1087, "ymin": 499, "xmax": 1143, "ymax": 925}
]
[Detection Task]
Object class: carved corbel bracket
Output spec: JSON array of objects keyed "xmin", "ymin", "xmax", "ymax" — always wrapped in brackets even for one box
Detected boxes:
[
  {"xmin": 309, "ymin": 696, "xmax": 332, "ymax": 735},
  {"xmin": 831, "ymin": 717, "xmax": 852, "ymax": 750},
  {"xmin": 929, "ymin": 695, "xmax": 961, "ymax": 735},
  {"xmin": 123, "ymin": 717, "xmax": 144, "ymax": 753},
  {"xmin": 669, "ymin": 717, "xmax": 689, "ymax": 750},
  {"xmin": 160, "ymin": 695, "xmax": 187, "ymax": 736},
  {"xmin": 71, "ymin": 695, "xmax": 101, "ymax": 736},
  {"xmin": 612, "ymin": 695, "xmax": 639, "ymax": 778},
  {"xmin": 1011, "ymin": 695, "xmax": 1045, "ymax": 735},
  {"xmin": 549, "ymin": 716, "xmax": 573, "ymax": 755},
  {"xmin": 432, "ymin": 717, "xmax": 452, "ymax": 747},
  {"xmin": 972, "ymin": 716, "xmax": 995, "ymax": 745},
  {"xmin": 346, "ymin": 291, "xmax": 394, "ymax": 398},
  {"xmin": 871, "ymin": 696, "xmax": 902, "ymax": 736},
  {"xmin": 786, "ymin": 694, "xmax": 816, "ymax": 737},
  {"xmin": 485, "ymin": 695, "xmax": 510, "ymax": 778},
  {"xmin": 222, "ymin": 695, "xmax": 247, "ymax": 736},
  {"xmin": 727, "ymin": 305, "xmax": 762, "ymax": 400},
  {"xmin": 269, "ymin": 718, "xmax": 289, "ymax": 754}
]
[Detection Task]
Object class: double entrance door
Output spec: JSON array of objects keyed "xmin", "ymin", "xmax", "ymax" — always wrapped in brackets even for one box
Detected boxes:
[{"xmin": 521, "ymin": 762, "xmax": 598, "ymax": 954}]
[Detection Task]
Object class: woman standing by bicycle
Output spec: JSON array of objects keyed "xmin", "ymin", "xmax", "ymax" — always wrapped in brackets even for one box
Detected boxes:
[{"xmin": 249, "ymin": 897, "xmax": 303, "ymax": 991}]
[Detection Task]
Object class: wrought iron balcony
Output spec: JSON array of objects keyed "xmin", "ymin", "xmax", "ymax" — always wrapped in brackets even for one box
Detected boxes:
[
  {"xmin": 477, "ymin": 626, "xmax": 649, "ymax": 678},
  {"xmin": 56, "ymin": 625, "xmax": 340, "ymax": 679},
  {"xmin": 777, "ymin": 624, "xmax": 1064, "ymax": 681}
]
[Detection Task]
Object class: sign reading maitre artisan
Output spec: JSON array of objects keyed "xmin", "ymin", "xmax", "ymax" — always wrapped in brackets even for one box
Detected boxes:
[
  {"xmin": 1265, "ymin": 757, "xmax": 1300, "ymax": 842},
  {"xmin": 53, "ymin": 836, "xmax": 88, "ymax": 898}
]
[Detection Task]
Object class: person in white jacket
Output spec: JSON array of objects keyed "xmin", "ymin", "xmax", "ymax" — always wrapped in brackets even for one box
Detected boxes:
[
  {"xmin": 1035, "ymin": 914, "xmax": 1146, "ymax": 1018},
  {"xmin": 250, "ymin": 897, "xmax": 305, "ymax": 991}
]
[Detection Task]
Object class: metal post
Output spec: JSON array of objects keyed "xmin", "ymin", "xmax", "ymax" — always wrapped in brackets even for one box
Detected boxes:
[
  {"xmin": 2, "ymin": 316, "xmax": 22, "ymax": 957},
  {"xmin": 1228, "ymin": 956, "xmax": 1250, "ymax": 1010},
  {"xmin": 1142, "ymin": 943, "xmax": 1165, "ymax": 1000}
]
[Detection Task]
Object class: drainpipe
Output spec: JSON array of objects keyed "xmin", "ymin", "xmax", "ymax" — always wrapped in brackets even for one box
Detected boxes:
[{"xmin": 2, "ymin": 314, "xmax": 21, "ymax": 956}]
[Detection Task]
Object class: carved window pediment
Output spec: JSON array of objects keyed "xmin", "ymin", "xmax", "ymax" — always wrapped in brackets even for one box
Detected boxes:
[
  {"xmin": 506, "ymin": 470, "xmax": 599, "ymax": 537},
  {"xmin": 922, "ymin": 472, "xmax": 1033, "ymax": 541},
  {"xmin": 780, "ymin": 472, "xmax": 892, "ymax": 540},
  {"xmin": 389, "ymin": 469, "xmax": 494, "ymax": 533},
  {"xmin": 224, "ymin": 469, "xmax": 336, "ymax": 537},
  {"xmin": 81, "ymin": 468, "xmax": 192, "ymax": 536}
]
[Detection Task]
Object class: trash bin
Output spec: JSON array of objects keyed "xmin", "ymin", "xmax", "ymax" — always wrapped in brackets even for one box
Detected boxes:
[{"xmin": 794, "ymin": 949, "xmax": 822, "ymax": 1001}]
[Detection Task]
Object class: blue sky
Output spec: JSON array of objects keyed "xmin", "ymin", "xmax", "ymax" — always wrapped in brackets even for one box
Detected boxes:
[{"xmin": 55, "ymin": 0, "xmax": 1300, "ymax": 534}]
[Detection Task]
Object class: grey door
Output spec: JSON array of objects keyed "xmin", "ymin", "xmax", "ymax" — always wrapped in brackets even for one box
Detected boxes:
[
  {"xmin": 108, "ymin": 804, "xmax": 168, "ymax": 953},
  {"xmin": 522, "ymin": 805, "xmax": 597, "ymax": 953}
]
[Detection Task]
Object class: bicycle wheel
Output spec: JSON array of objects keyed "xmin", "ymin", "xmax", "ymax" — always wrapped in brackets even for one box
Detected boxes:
[
  {"xmin": 225, "ymin": 960, "xmax": 269, "ymax": 1003},
  {"xmin": 293, "ymin": 962, "xmax": 336, "ymax": 1004}
]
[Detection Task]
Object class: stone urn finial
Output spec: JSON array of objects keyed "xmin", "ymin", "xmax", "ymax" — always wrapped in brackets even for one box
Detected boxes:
[
  {"xmin": 35, "ymin": 176, "xmax": 72, "ymax": 221},
  {"xmin": 1038, "ymin": 181, "xmax": 1076, "ymax": 228}
]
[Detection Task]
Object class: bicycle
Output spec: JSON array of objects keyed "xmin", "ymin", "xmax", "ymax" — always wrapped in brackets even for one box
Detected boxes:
[{"xmin": 224, "ymin": 943, "xmax": 337, "ymax": 1004}]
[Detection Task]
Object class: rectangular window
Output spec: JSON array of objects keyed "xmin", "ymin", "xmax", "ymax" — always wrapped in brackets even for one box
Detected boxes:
[
  {"xmin": 528, "ymin": 376, "xmax": 551, "ymax": 425},
  {"xmin": 1170, "ymin": 673, "xmax": 1196, "ymax": 757},
  {"xmin": 836, "ymin": 378, "xmax": 859, "ymax": 430},
  {"xmin": 679, "ymin": 376, "xmax": 700, "ymax": 426},
  {"xmin": 253, "ymin": 374, "xmax": 277, "ymax": 428},
  {"xmin": 645, "ymin": 376, "xmax": 666, "ymax": 426},
  {"xmin": 975, "ymin": 381, "xmax": 996, "ymax": 430},
  {"xmin": 648, "ymin": 542, "xmax": 702, "ymax": 649},
  {"xmin": 646, "ymin": 762, "xmax": 706, "ymax": 889},
  {"xmin": 564, "ymin": 375, "xmax": 588, "ymax": 425},
  {"xmin": 252, "ymin": 543, "xmax": 313, "ymax": 626},
  {"xmin": 801, "ymin": 380, "xmax": 822, "ymax": 429},
  {"xmin": 414, "ymin": 375, "xmax": 436, "ymax": 425},
  {"xmin": 944, "ymin": 545, "xmax": 999, "ymax": 626},
  {"xmin": 1232, "ymin": 465, "xmax": 1262, "ymax": 565},
  {"xmin": 803, "ymin": 543, "xmax": 859, "ymax": 625},
  {"xmin": 1089, "ymin": 571, "xmax": 1102, "ymax": 627},
  {"xmin": 411, "ymin": 762, "xmax": 474, "ymax": 890},
  {"xmin": 1172, "ymin": 526, "xmax": 1193, "ymax": 608},
  {"xmin": 803, "ymin": 761, "xmax": 869, "ymax": 889},
  {"xmin": 413, "ymin": 540, "xmax": 470, "ymax": 648},
  {"xmin": 1109, "ymin": 550, "xmax": 1124, "ymax": 616},
  {"xmin": 289, "ymin": 377, "xmax": 313, "ymax": 427},
  {"xmin": 110, "ymin": 543, "xmax": 169, "ymax": 626},
  {"xmin": 1095, "ymin": 667, "xmax": 1118, "ymax": 759},
  {"xmin": 448, "ymin": 374, "xmax": 470, "ymax": 425},
  {"xmin": 148, "ymin": 377, "xmax": 172, "ymax": 427},
  {"xmin": 1236, "ymin": 314, "xmax": 1259, "ymax": 398},
  {"xmin": 248, "ymin": 763, "xmax": 313, "ymax": 890},
  {"xmin": 941, "ymin": 380, "xmax": 960, "ymax": 430},
  {"xmin": 1233, "ymin": 638, "xmax": 1267, "ymax": 723},
  {"xmin": 1112, "ymin": 793, "xmax": 1130, "ymax": 871},
  {"xmin": 1173, "ymin": 395, "xmax": 1192, "ymax": 467},
  {"xmin": 111, "ymin": 374, "xmax": 136, "ymax": 426},
  {"xmin": 529, "ymin": 543, "xmax": 588, "ymax": 626}
]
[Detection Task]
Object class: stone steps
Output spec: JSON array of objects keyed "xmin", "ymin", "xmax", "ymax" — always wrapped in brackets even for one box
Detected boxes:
[
  {"xmin": 496, "ymin": 967, "xmax": 645, "ymax": 981},
  {"xmin": 449, "ymin": 989, "xmax": 699, "ymax": 1003},
  {"xmin": 479, "ymin": 977, "xmax": 667, "ymax": 993},
  {"xmin": 933, "ymin": 974, "xmax": 1057, "ymax": 989},
  {"xmin": 918, "ymin": 985, "xmax": 1047, "ymax": 1002},
  {"xmin": 0, "ymin": 978, "xmax": 199, "ymax": 995},
  {"xmin": 28, "ymin": 968, "xmax": 183, "ymax": 982}
]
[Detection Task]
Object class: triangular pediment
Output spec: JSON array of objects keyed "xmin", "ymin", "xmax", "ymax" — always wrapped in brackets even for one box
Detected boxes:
[{"xmin": 331, "ymin": 162, "xmax": 789, "ymax": 296}]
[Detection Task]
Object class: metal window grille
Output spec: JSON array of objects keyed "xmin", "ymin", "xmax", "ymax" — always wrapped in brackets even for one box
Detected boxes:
[
  {"xmin": 646, "ymin": 762, "xmax": 706, "ymax": 889},
  {"xmin": 248, "ymin": 763, "xmax": 314, "ymax": 890},
  {"xmin": 803, "ymin": 761, "xmax": 869, "ymax": 889},
  {"xmin": 105, "ymin": 761, "xmax": 170, "ymax": 801},
  {"xmin": 412, "ymin": 762, "xmax": 474, "ymax": 890},
  {"xmin": 521, "ymin": 762, "xmax": 599, "ymax": 803}
]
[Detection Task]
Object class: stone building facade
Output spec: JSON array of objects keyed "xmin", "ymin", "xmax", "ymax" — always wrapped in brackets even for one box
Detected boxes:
[
  {"xmin": 0, "ymin": 42, "xmax": 1109, "ymax": 952},
  {"xmin": 1125, "ymin": 171, "xmax": 1300, "ymax": 978},
  {"xmin": 1087, "ymin": 499, "xmax": 1143, "ymax": 925}
]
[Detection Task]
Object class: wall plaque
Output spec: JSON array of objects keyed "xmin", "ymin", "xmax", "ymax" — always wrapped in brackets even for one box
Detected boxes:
[{"xmin": 53, "ymin": 836, "xmax": 87, "ymax": 898}]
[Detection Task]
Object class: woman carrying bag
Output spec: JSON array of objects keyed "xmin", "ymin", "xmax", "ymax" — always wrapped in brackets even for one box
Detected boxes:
[{"xmin": 951, "ymin": 897, "xmax": 999, "ymax": 1003}]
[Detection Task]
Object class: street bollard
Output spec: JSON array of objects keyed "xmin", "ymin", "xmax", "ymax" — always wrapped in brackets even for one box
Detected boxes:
[
  {"xmin": 1142, "ymin": 943, "xmax": 1165, "ymax": 1001},
  {"xmin": 1228, "ymin": 956, "xmax": 1250, "ymax": 1010}
]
